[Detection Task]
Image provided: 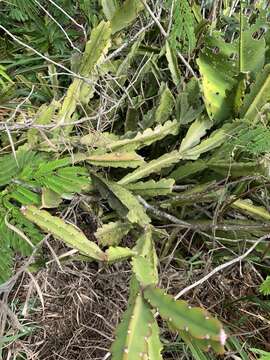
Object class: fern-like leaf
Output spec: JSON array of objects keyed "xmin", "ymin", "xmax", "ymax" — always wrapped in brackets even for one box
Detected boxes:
[
  {"xmin": 168, "ymin": 0, "xmax": 196, "ymax": 54},
  {"xmin": 259, "ymin": 276, "xmax": 270, "ymax": 296}
]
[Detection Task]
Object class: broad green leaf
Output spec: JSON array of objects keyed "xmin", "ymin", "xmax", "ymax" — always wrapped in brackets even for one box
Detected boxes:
[
  {"xmin": 179, "ymin": 117, "xmax": 213, "ymax": 152},
  {"xmin": 238, "ymin": 11, "xmax": 266, "ymax": 75},
  {"xmin": 91, "ymin": 173, "xmax": 150, "ymax": 225},
  {"xmin": 86, "ymin": 152, "xmax": 144, "ymax": 168},
  {"xmin": 95, "ymin": 221, "xmax": 132, "ymax": 246},
  {"xmin": 21, "ymin": 205, "xmax": 106, "ymax": 261},
  {"xmin": 198, "ymin": 13, "xmax": 268, "ymax": 122},
  {"xmin": 155, "ymin": 85, "xmax": 175, "ymax": 124},
  {"xmin": 125, "ymin": 178, "xmax": 175, "ymax": 196},
  {"xmin": 143, "ymin": 286, "xmax": 226, "ymax": 344},
  {"xmin": 111, "ymin": 294, "xmax": 154, "ymax": 360},
  {"xmin": 106, "ymin": 246, "xmax": 136, "ymax": 262},
  {"xmin": 101, "ymin": 0, "xmax": 118, "ymax": 20},
  {"xmin": 197, "ymin": 33, "xmax": 237, "ymax": 122},
  {"xmin": 110, "ymin": 0, "xmax": 145, "ymax": 34},
  {"xmin": 118, "ymin": 151, "xmax": 182, "ymax": 185},
  {"xmin": 240, "ymin": 64, "xmax": 270, "ymax": 122}
]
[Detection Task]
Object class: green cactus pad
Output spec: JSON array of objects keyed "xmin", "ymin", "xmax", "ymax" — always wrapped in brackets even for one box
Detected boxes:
[
  {"xmin": 143, "ymin": 286, "xmax": 226, "ymax": 344},
  {"xmin": 21, "ymin": 205, "xmax": 106, "ymax": 261},
  {"xmin": 111, "ymin": 293, "xmax": 155, "ymax": 360}
]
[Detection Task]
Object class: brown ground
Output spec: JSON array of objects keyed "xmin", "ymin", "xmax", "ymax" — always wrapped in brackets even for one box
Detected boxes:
[{"xmin": 3, "ymin": 250, "xmax": 269, "ymax": 360}]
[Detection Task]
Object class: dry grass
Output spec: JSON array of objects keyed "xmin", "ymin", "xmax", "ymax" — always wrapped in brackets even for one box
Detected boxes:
[{"xmin": 2, "ymin": 238, "xmax": 269, "ymax": 360}]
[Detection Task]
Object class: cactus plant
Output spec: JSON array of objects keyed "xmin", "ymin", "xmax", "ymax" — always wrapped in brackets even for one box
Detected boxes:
[
  {"xmin": 21, "ymin": 205, "xmax": 106, "ymax": 261},
  {"xmin": 143, "ymin": 286, "xmax": 226, "ymax": 346},
  {"xmin": 111, "ymin": 293, "xmax": 155, "ymax": 360}
]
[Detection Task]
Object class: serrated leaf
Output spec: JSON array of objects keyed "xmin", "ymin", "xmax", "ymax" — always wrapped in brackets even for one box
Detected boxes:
[
  {"xmin": 144, "ymin": 286, "xmax": 226, "ymax": 343},
  {"xmin": 134, "ymin": 227, "xmax": 154, "ymax": 257},
  {"xmin": 169, "ymin": 0, "xmax": 197, "ymax": 53},
  {"xmin": 166, "ymin": 41, "xmax": 181, "ymax": 87},
  {"xmin": 27, "ymin": 101, "xmax": 60, "ymax": 146},
  {"xmin": 118, "ymin": 151, "xmax": 182, "ymax": 185},
  {"xmin": 106, "ymin": 246, "xmax": 136, "ymax": 262},
  {"xmin": 80, "ymin": 21, "xmax": 112, "ymax": 76},
  {"xmin": 132, "ymin": 256, "xmax": 158, "ymax": 287},
  {"xmin": 240, "ymin": 64, "xmax": 270, "ymax": 122},
  {"xmin": 0, "ymin": 154, "xmax": 19, "ymax": 187},
  {"xmin": 133, "ymin": 227, "xmax": 159, "ymax": 285},
  {"xmin": 3, "ymin": 207, "xmax": 43, "ymax": 257},
  {"xmin": 111, "ymin": 293, "xmax": 154, "ymax": 360},
  {"xmin": 56, "ymin": 21, "xmax": 111, "ymax": 133},
  {"xmin": 180, "ymin": 122, "xmax": 242, "ymax": 160},
  {"xmin": 110, "ymin": 0, "xmax": 144, "ymax": 34},
  {"xmin": 125, "ymin": 179, "xmax": 175, "ymax": 196},
  {"xmin": 91, "ymin": 173, "xmax": 150, "ymax": 225},
  {"xmin": 86, "ymin": 152, "xmax": 144, "ymax": 168},
  {"xmin": 95, "ymin": 221, "xmax": 132, "ymax": 246},
  {"xmin": 180, "ymin": 117, "xmax": 213, "ymax": 152},
  {"xmin": 21, "ymin": 205, "xmax": 105, "ymax": 261},
  {"xmin": 80, "ymin": 131, "xmax": 120, "ymax": 147},
  {"xmin": 82, "ymin": 120, "xmax": 179, "ymax": 152},
  {"xmin": 155, "ymin": 85, "xmax": 175, "ymax": 124}
]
